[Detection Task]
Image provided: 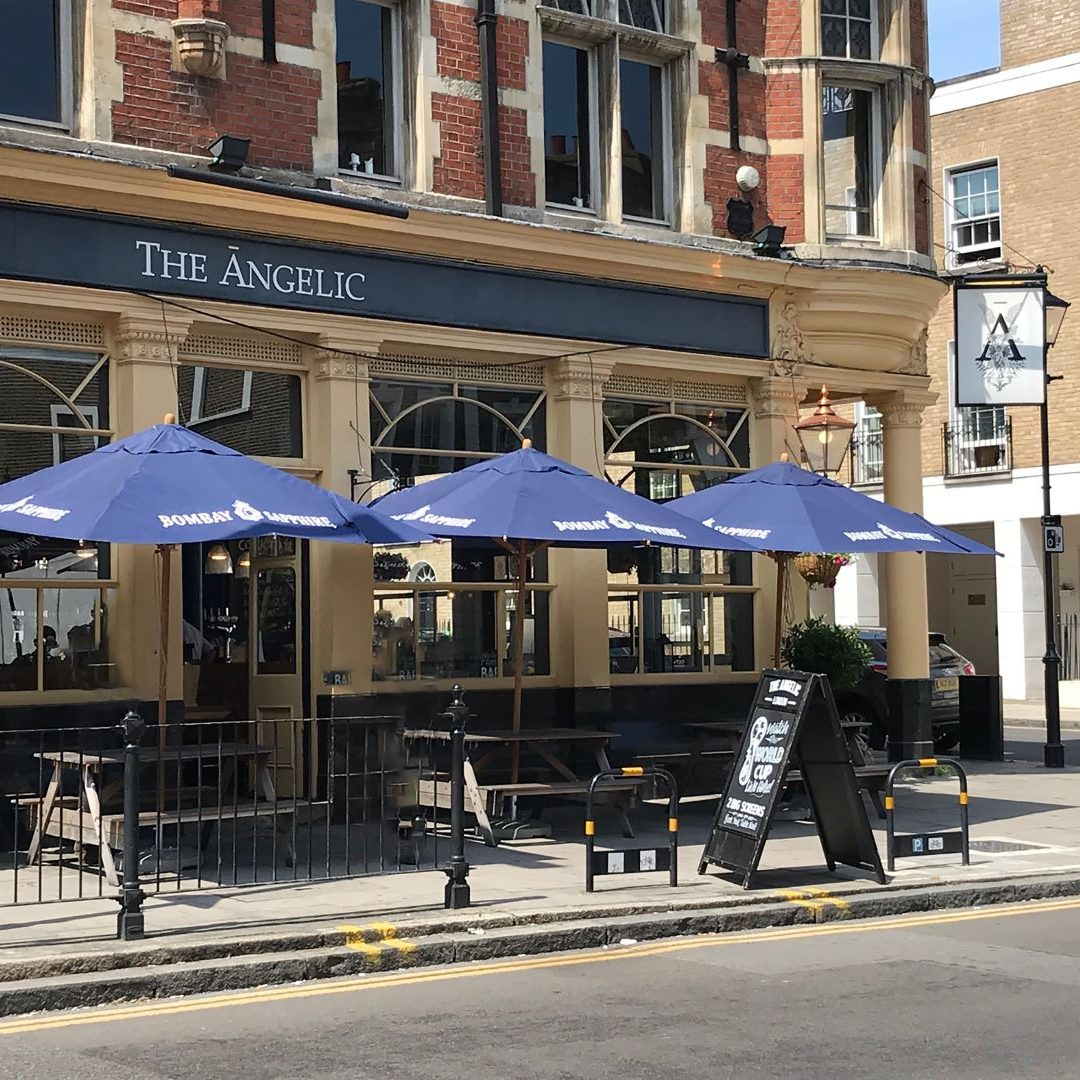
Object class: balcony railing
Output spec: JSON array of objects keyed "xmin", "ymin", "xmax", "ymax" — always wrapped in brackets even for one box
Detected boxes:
[
  {"xmin": 850, "ymin": 431, "xmax": 884, "ymax": 487},
  {"xmin": 943, "ymin": 415, "xmax": 1012, "ymax": 478}
]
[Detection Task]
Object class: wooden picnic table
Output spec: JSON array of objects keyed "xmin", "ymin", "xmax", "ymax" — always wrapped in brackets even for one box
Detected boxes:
[
  {"xmin": 402, "ymin": 727, "xmax": 630, "ymax": 846},
  {"xmin": 25, "ymin": 742, "xmax": 294, "ymax": 886}
]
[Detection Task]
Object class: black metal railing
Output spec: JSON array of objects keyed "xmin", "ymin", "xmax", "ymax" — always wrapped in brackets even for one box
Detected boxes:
[
  {"xmin": 1060, "ymin": 612, "xmax": 1080, "ymax": 682},
  {"xmin": 943, "ymin": 415, "xmax": 1012, "ymax": 478},
  {"xmin": 0, "ymin": 706, "xmax": 472, "ymax": 921},
  {"xmin": 850, "ymin": 430, "xmax": 884, "ymax": 487}
]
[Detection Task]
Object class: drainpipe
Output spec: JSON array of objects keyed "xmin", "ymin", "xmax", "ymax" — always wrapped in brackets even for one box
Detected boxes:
[
  {"xmin": 262, "ymin": 0, "xmax": 277, "ymax": 63},
  {"xmin": 476, "ymin": 0, "xmax": 504, "ymax": 217}
]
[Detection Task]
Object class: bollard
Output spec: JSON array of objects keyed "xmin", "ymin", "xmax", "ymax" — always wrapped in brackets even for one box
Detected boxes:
[
  {"xmin": 443, "ymin": 685, "xmax": 471, "ymax": 909},
  {"xmin": 885, "ymin": 756, "xmax": 970, "ymax": 872},
  {"xmin": 585, "ymin": 766, "xmax": 678, "ymax": 893},
  {"xmin": 116, "ymin": 710, "xmax": 147, "ymax": 940}
]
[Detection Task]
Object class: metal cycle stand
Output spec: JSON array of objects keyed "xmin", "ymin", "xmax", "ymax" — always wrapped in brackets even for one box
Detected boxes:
[
  {"xmin": 885, "ymin": 756, "xmax": 970, "ymax": 873},
  {"xmin": 585, "ymin": 766, "xmax": 679, "ymax": 893}
]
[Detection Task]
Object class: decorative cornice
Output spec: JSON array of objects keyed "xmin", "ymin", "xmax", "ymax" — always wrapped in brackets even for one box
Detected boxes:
[
  {"xmin": 895, "ymin": 327, "xmax": 928, "ymax": 377},
  {"xmin": 549, "ymin": 355, "xmax": 616, "ymax": 402},
  {"xmin": 748, "ymin": 375, "xmax": 807, "ymax": 420},
  {"xmin": 314, "ymin": 354, "xmax": 371, "ymax": 381},
  {"xmin": 769, "ymin": 294, "xmax": 814, "ymax": 375},
  {"xmin": 108, "ymin": 315, "xmax": 193, "ymax": 366}
]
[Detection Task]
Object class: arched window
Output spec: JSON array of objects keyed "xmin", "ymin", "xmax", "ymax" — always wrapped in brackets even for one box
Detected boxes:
[{"xmin": 410, "ymin": 561, "xmax": 437, "ymax": 643}]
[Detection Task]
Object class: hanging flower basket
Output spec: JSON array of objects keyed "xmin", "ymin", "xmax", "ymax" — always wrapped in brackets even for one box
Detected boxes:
[{"xmin": 793, "ymin": 552, "xmax": 853, "ymax": 589}]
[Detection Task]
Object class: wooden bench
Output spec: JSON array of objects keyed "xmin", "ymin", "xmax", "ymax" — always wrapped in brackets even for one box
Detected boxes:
[
  {"xmin": 416, "ymin": 775, "xmax": 639, "ymax": 847},
  {"xmin": 784, "ymin": 764, "xmax": 891, "ymax": 820}
]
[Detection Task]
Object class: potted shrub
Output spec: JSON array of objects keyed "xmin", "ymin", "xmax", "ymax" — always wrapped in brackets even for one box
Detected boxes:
[
  {"xmin": 781, "ymin": 616, "xmax": 872, "ymax": 692},
  {"xmin": 793, "ymin": 552, "xmax": 854, "ymax": 589}
]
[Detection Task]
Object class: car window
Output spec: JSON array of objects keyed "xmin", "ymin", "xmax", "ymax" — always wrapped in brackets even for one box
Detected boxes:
[
  {"xmin": 863, "ymin": 640, "xmax": 887, "ymax": 661},
  {"xmin": 929, "ymin": 643, "xmax": 961, "ymax": 665}
]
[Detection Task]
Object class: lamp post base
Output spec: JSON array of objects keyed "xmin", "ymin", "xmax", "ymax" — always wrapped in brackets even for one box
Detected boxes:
[{"xmin": 1044, "ymin": 741, "xmax": 1066, "ymax": 769}]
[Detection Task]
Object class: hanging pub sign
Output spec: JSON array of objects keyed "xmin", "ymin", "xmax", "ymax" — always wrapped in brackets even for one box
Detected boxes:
[
  {"xmin": 954, "ymin": 273, "xmax": 1047, "ymax": 407},
  {"xmin": 699, "ymin": 669, "xmax": 885, "ymax": 888}
]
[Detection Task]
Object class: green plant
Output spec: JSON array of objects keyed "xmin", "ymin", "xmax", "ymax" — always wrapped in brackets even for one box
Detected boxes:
[
  {"xmin": 373, "ymin": 551, "xmax": 410, "ymax": 582},
  {"xmin": 780, "ymin": 616, "xmax": 872, "ymax": 691}
]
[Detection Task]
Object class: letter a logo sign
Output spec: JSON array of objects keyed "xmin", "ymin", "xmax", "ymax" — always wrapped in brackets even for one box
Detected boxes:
[{"xmin": 975, "ymin": 312, "xmax": 1025, "ymax": 392}]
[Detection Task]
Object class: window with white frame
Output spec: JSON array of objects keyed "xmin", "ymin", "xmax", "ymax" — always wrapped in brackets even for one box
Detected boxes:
[
  {"xmin": 946, "ymin": 340, "xmax": 1009, "ymax": 474},
  {"xmin": 336, "ymin": 0, "xmax": 401, "ymax": 180},
  {"xmin": 822, "ymin": 84, "xmax": 877, "ymax": 239},
  {"xmin": 542, "ymin": 40, "xmax": 596, "ymax": 210},
  {"xmin": 948, "ymin": 163, "xmax": 1001, "ymax": 264},
  {"xmin": 620, "ymin": 58, "xmax": 669, "ymax": 221},
  {"xmin": 820, "ymin": 0, "xmax": 875, "ymax": 60},
  {"xmin": 0, "ymin": 0, "xmax": 71, "ymax": 127},
  {"xmin": 852, "ymin": 401, "xmax": 882, "ymax": 485}
]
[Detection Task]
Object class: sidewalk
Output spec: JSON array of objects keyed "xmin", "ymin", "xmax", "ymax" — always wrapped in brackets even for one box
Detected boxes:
[
  {"xmin": 1004, "ymin": 701, "xmax": 1080, "ymax": 728},
  {"xmin": 1, "ymin": 757, "xmax": 1077, "ymax": 957}
]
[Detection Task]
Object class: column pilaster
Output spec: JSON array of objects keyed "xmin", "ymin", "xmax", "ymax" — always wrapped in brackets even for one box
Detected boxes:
[
  {"xmin": 307, "ymin": 334, "xmax": 382, "ymax": 696},
  {"xmin": 107, "ymin": 313, "xmax": 194, "ymax": 703},
  {"xmin": 546, "ymin": 355, "xmax": 615, "ymax": 705}
]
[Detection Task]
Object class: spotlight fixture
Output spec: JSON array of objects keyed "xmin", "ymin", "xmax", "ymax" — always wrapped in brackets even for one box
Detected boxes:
[
  {"xmin": 206, "ymin": 134, "xmax": 251, "ymax": 174},
  {"xmin": 751, "ymin": 224, "xmax": 787, "ymax": 258}
]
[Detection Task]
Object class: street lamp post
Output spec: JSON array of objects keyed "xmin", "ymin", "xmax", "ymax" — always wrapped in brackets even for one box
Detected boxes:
[{"xmin": 1041, "ymin": 285, "xmax": 1070, "ymax": 769}]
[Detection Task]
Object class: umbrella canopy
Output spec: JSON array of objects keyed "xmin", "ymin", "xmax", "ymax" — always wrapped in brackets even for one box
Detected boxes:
[
  {"xmin": 668, "ymin": 461, "xmax": 998, "ymax": 556},
  {"xmin": 372, "ymin": 444, "xmax": 732, "ymax": 778},
  {"xmin": 0, "ymin": 423, "xmax": 432, "ymax": 546},
  {"xmin": 371, "ymin": 444, "xmax": 747, "ymax": 550}
]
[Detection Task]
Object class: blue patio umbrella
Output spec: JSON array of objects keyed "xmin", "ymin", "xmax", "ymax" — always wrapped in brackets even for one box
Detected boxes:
[
  {"xmin": 667, "ymin": 461, "xmax": 998, "ymax": 557},
  {"xmin": 0, "ymin": 422, "xmax": 433, "ymax": 738},
  {"xmin": 372, "ymin": 442, "xmax": 737, "ymax": 765},
  {"xmin": 668, "ymin": 460, "xmax": 999, "ymax": 663}
]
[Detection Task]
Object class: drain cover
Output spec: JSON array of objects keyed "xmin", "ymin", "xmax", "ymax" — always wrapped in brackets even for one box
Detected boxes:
[{"xmin": 969, "ymin": 840, "xmax": 1045, "ymax": 854}]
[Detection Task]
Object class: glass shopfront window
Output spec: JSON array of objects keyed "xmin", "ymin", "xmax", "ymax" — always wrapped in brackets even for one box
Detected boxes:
[
  {"xmin": 368, "ymin": 377, "xmax": 550, "ymax": 683},
  {"xmin": 604, "ymin": 394, "xmax": 755, "ymax": 674},
  {"xmin": 0, "ymin": 349, "xmax": 116, "ymax": 693},
  {"xmin": 177, "ymin": 364, "xmax": 304, "ymax": 458}
]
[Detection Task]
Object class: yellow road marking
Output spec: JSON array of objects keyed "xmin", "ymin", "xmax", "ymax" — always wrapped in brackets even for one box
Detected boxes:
[
  {"xmin": 338, "ymin": 923, "xmax": 414, "ymax": 960},
  {"xmin": 781, "ymin": 887, "xmax": 850, "ymax": 914},
  {"xmin": 3, "ymin": 896, "xmax": 1080, "ymax": 1036}
]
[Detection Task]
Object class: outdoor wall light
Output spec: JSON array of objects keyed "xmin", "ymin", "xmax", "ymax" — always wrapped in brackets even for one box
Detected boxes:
[
  {"xmin": 793, "ymin": 386, "xmax": 855, "ymax": 477},
  {"xmin": 204, "ymin": 543, "xmax": 234, "ymax": 575},
  {"xmin": 1046, "ymin": 287, "xmax": 1071, "ymax": 348},
  {"xmin": 751, "ymin": 224, "xmax": 786, "ymax": 257},
  {"xmin": 206, "ymin": 134, "xmax": 250, "ymax": 174}
]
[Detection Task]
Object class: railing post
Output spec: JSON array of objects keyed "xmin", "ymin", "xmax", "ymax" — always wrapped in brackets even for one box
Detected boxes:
[
  {"xmin": 443, "ymin": 685, "xmax": 471, "ymax": 909},
  {"xmin": 116, "ymin": 710, "xmax": 146, "ymax": 940}
]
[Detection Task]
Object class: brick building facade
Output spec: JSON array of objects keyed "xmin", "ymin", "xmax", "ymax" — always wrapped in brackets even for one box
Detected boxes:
[
  {"xmin": 0, "ymin": 1, "xmax": 943, "ymax": 733},
  {"xmin": 837, "ymin": 0, "xmax": 1080, "ymax": 705}
]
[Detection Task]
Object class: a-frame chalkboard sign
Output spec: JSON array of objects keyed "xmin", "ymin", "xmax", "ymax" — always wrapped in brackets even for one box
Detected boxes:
[{"xmin": 698, "ymin": 669, "xmax": 886, "ymax": 888}]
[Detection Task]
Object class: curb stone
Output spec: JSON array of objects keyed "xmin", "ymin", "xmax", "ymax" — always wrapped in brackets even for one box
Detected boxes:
[{"xmin": 0, "ymin": 875, "xmax": 1078, "ymax": 1017}]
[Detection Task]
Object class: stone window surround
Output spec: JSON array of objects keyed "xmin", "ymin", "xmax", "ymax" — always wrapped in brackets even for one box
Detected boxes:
[
  {"xmin": 0, "ymin": 0, "xmax": 75, "ymax": 132},
  {"xmin": 538, "ymin": 5, "xmax": 692, "ymax": 227}
]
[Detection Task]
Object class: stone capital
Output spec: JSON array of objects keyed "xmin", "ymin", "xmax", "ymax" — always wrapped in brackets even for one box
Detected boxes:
[
  {"xmin": 748, "ymin": 374, "xmax": 808, "ymax": 420},
  {"xmin": 309, "ymin": 334, "xmax": 380, "ymax": 382},
  {"xmin": 549, "ymin": 354, "xmax": 615, "ymax": 402},
  {"xmin": 876, "ymin": 392, "xmax": 932, "ymax": 430},
  {"xmin": 108, "ymin": 313, "xmax": 194, "ymax": 366}
]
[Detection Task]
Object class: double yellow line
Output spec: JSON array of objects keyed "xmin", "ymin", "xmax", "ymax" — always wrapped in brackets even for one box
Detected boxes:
[{"xmin": 1, "ymin": 895, "xmax": 1078, "ymax": 1037}]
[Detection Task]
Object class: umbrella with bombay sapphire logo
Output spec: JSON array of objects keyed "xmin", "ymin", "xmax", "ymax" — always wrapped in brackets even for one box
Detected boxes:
[
  {"xmin": 668, "ymin": 459, "xmax": 999, "ymax": 663},
  {"xmin": 667, "ymin": 460, "xmax": 998, "ymax": 556},
  {"xmin": 371, "ymin": 441, "xmax": 738, "ymax": 768},
  {"xmin": 0, "ymin": 421, "xmax": 433, "ymax": 745}
]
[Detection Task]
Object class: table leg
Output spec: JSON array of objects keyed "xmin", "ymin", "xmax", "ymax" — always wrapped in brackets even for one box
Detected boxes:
[
  {"xmin": 256, "ymin": 757, "xmax": 297, "ymax": 868},
  {"xmin": 25, "ymin": 766, "xmax": 61, "ymax": 866},
  {"xmin": 528, "ymin": 741, "xmax": 579, "ymax": 783},
  {"xmin": 82, "ymin": 766, "xmax": 120, "ymax": 888},
  {"xmin": 867, "ymin": 787, "xmax": 887, "ymax": 821},
  {"xmin": 463, "ymin": 759, "xmax": 497, "ymax": 847}
]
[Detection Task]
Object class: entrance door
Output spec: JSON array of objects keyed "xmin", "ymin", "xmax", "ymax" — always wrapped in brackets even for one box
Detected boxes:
[{"xmin": 249, "ymin": 537, "xmax": 305, "ymax": 796}]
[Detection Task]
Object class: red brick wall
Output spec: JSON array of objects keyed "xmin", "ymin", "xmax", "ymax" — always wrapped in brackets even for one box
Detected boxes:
[
  {"xmin": 112, "ymin": 32, "xmax": 319, "ymax": 170},
  {"xmin": 764, "ymin": 0, "xmax": 801, "ymax": 55},
  {"xmin": 224, "ymin": 0, "xmax": 315, "ymax": 48},
  {"xmin": 910, "ymin": 0, "xmax": 928, "ymax": 73},
  {"xmin": 431, "ymin": 93, "xmax": 485, "ymax": 201},
  {"xmin": 766, "ymin": 154, "xmax": 804, "ymax": 243},
  {"xmin": 913, "ymin": 163, "xmax": 930, "ymax": 255}
]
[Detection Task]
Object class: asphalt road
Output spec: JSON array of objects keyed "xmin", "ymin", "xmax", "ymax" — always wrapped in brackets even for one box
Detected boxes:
[
  {"xmin": 1004, "ymin": 723, "xmax": 1080, "ymax": 763},
  {"xmin": 3, "ymin": 898, "xmax": 1080, "ymax": 1080}
]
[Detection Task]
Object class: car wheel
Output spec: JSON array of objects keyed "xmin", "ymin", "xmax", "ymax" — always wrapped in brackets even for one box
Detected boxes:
[
  {"xmin": 933, "ymin": 732, "xmax": 960, "ymax": 753},
  {"xmin": 838, "ymin": 700, "xmax": 885, "ymax": 753}
]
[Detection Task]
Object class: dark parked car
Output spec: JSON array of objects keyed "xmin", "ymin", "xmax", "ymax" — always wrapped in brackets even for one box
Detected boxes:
[{"xmin": 834, "ymin": 629, "xmax": 975, "ymax": 752}]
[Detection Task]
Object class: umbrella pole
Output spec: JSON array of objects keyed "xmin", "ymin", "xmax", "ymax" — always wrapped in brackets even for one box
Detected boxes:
[
  {"xmin": 772, "ymin": 553, "xmax": 788, "ymax": 668},
  {"xmin": 157, "ymin": 544, "xmax": 172, "ymax": 806},
  {"xmin": 510, "ymin": 544, "xmax": 528, "ymax": 784}
]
